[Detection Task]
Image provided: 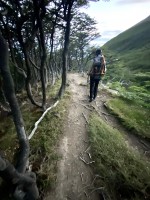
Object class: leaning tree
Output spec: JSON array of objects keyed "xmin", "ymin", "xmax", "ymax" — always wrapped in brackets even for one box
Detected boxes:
[{"xmin": 0, "ymin": 33, "xmax": 39, "ymax": 200}]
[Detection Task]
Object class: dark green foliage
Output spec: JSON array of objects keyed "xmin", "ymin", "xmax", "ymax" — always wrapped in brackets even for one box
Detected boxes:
[{"xmin": 108, "ymin": 82, "xmax": 150, "ymax": 108}]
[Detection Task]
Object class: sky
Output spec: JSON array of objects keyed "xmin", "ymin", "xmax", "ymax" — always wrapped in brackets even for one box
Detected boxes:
[{"xmin": 80, "ymin": 0, "xmax": 150, "ymax": 46}]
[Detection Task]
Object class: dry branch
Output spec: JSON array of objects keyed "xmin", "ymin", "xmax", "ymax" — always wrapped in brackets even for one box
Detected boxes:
[
  {"xmin": 104, "ymin": 116, "xmax": 108, "ymax": 121},
  {"xmin": 91, "ymin": 105, "xmax": 110, "ymax": 122},
  {"xmin": 91, "ymin": 175, "xmax": 104, "ymax": 185},
  {"xmin": 85, "ymin": 145, "xmax": 91, "ymax": 153},
  {"xmin": 83, "ymin": 139, "xmax": 89, "ymax": 143},
  {"xmin": 80, "ymin": 172, "xmax": 84, "ymax": 182},
  {"xmin": 95, "ymin": 100, "xmax": 98, "ymax": 107},
  {"xmin": 28, "ymin": 100, "xmax": 59, "ymax": 140},
  {"xmin": 84, "ymin": 191, "xmax": 88, "ymax": 197},
  {"xmin": 103, "ymin": 102, "xmax": 107, "ymax": 108},
  {"xmin": 75, "ymin": 102, "xmax": 93, "ymax": 111},
  {"xmin": 101, "ymin": 111, "xmax": 111, "ymax": 116},
  {"xmin": 82, "ymin": 112, "xmax": 88, "ymax": 124},
  {"xmin": 91, "ymin": 105, "xmax": 101, "ymax": 116},
  {"xmin": 91, "ymin": 105, "xmax": 98, "ymax": 111},
  {"xmin": 87, "ymin": 152, "xmax": 92, "ymax": 160},
  {"xmin": 88, "ymin": 187, "xmax": 105, "ymax": 197},
  {"xmin": 79, "ymin": 156, "xmax": 95, "ymax": 165},
  {"xmin": 140, "ymin": 140, "xmax": 150, "ymax": 149}
]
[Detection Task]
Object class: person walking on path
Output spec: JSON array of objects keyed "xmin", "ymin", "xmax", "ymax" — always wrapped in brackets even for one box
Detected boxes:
[{"xmin": 87, "ymin": 49, "xmax": 106, "ymax": 102}]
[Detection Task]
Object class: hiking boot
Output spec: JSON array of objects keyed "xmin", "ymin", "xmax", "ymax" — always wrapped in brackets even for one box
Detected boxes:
[{"xmin": 89, "ymin": 98, "xmax": 92, "ymax": 102}]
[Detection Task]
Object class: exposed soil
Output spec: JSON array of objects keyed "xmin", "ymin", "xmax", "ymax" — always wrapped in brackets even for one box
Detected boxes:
[{"xmin": 44, "ymin": 73, "xmax": 150, "ymax": 200}]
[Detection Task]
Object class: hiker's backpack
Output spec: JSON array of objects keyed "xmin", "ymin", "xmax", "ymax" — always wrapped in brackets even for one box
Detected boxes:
[{"xmin": 92, "ymin": 55, "xmax": 105, "ymax": 79}]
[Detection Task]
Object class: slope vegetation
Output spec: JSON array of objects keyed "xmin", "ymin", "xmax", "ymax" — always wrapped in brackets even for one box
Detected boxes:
[{"xmin": 103, "ymin": 15, "xmax": 150, "ymax": 80}]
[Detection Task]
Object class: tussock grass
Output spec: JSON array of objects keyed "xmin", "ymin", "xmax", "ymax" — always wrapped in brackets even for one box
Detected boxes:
[
  {"xmin": 88, "ymin": 113, "xmax": 150, "ymax": 200},
  {"xmin": 106, "ymin": 97, "xmax": 150, "ymax": 139}
]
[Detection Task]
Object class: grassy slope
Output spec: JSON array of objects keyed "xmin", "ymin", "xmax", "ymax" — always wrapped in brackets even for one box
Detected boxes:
[
  {"xmin": 102, "ymin": 16, "xmax": 150, "ymax": 84},
  {"xmin": 104, "ymin": 18, "xmax": 150, "ymax": 52},
  {"xmin": 88, "ymin": 113, "xmax": 150, "ymax": 200},
  {"xmin": 106, "ymin": 96, "xmax": 150, "ymax": 139},
  {"xmin": 101, "ymin": 16, "xmax": 150, "ymax": 142}
]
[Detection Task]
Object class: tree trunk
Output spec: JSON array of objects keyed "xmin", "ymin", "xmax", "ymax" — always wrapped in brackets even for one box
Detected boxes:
[
  {"xmin": 23, "ymin": 45, "xmax": 42, "ymax": 108},
  {"xmin": 16, "ymin": 22, "xmax": 42, "ymax": 108},
  {"xmin": 0, "ymin": 33, "xmax": 29, "ymax": 173},
  {"xmin": 0, "ymin": 33, "xmax": 39, "ymax": 200},
  {"xmin": 58, "ymin": 1, "xmax": 73, "ymax": 98},
  {"xmin": 33, "ymin": 0, "xmax": 47, "ymax": 110}
]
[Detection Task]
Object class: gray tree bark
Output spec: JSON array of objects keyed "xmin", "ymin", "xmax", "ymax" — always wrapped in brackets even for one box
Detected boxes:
[{"xmin": 58, "ymin": 0, "xmax": 74, "ymax": 98}]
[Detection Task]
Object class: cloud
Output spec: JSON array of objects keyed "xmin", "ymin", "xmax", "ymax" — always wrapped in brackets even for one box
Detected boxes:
[
  {"xmin": 81, "ymin": 0, "xmax": 150, "ymax": 46},
  {"xmin": 101, "ymin": 30, "xmax": 122, "ymax": 38},
  {"xmin": 116, "ymin": 0, "xmax": 150, "ymax": 4},
  {"xmin": 90, "ymin": 29, "xmax": 122, "ymax": 46}
]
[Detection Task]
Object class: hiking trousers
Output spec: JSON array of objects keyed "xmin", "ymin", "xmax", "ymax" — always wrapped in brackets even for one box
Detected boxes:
[{"xmin": 90, "ymin": 77, "xmax": 100, "ymax": 100}]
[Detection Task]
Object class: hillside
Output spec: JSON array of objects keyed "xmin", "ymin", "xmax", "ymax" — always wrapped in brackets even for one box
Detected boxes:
[
  {"xmin": 102, "ymin": 15, "xmax": 150, "ymax": 84},
  {"xmin": 104, "ymin": 15, "xmax": 150, "ymax": 53}
]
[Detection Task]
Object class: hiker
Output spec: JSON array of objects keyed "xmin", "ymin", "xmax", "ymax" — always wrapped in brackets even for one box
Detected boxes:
[{"xmin": 87, "ymin": 49, "xmax": 106, "ymax": 102}]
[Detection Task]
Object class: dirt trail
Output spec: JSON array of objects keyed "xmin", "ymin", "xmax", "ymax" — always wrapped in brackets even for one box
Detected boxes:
[
  {"xmin": 45, "ymin": 73, "xmax": 100, "ymax": 200},
  {"xmin": 44, "ymin": 73, "xmax": 150, "ymax": 200}
]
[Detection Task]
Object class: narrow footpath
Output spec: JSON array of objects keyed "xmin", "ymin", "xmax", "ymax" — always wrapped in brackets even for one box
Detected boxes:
[{"xmin": 45, "ymin": 73, "xmax": 100, "ymax": 200}]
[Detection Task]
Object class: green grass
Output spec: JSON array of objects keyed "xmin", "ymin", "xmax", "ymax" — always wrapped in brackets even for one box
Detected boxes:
[
  {"xmin": 106, "ymin": 97, "xmax": 150, "ymax": 139},
  {"xmin": 0, "ymin": 81, "xmax": 71, "ymax": 198},
  {"xmin": 29, "ymin": 93, "xmax": 70, "ymax": 192},
  {"xmin": 88, "ymin": 113, "xmax": 150, "ymax": 200},
  {"xmin": 23, "ymin": 83, "xmax": 71, "ymax": 194}
]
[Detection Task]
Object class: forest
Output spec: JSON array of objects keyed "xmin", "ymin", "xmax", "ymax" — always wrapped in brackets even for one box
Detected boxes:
[
  {"xmin": 0, "ymin": 0, "xmax": 100, "ymax": 199},
  {"xmin": 0, "ymin": 0, "xmax": 150, "ymax": 200}
]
